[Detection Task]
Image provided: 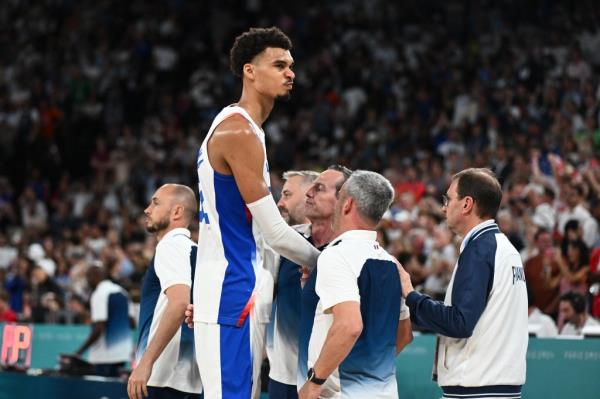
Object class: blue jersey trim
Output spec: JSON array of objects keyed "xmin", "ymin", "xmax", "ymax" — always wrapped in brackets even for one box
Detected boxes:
[{"xmin": 214, "ymin": 172, "xmax": 256, "ymax": 326}]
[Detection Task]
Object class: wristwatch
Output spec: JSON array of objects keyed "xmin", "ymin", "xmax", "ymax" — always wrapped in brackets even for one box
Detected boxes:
[{"xmin": 307, "ymin": 367, "xmax": 327, "ymax": 385}]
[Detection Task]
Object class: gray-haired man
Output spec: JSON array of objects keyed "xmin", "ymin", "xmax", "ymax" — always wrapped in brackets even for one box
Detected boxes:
[{"xmin": 298, "ymin": 170, "xmax": 412, "ymax": 399}]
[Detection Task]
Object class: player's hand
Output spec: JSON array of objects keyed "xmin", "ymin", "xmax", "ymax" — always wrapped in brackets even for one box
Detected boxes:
[
  {"xmin": 393, "ymin": 258, "xmax": 414, "ymax": 298},
  {"xmin": 185, "ymin": 304, "xmax": 194, "ymax": 328},
  {"xmin": 127, "ymin": 360, "xmax": 151, "ymax": 399},
  {"xmin": 298, "ymin": 381, "xmax": 322, "ymax": 399}
]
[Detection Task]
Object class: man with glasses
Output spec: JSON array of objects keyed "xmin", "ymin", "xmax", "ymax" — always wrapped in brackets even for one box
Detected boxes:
[{"xmin": 397, "ymin": 168, "xmax": 528, "ymax": 399}]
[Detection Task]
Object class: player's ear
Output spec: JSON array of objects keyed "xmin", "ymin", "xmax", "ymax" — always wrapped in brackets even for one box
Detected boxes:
[{"xmin": 243, "ymin": 63, "xmax": 255, "ymax": 81}]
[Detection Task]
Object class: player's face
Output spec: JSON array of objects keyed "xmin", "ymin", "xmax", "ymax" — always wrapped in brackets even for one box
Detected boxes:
[
  {"xmin": 305, "ymin": 170, "xmax": 343, "ymax": 221},
  {"xmin": 144, "ymin": 187, "xmax": 171, "ymax": 234},
  {"xmin": 251, "ymin": 47, "xmax": 295, "ymax": 100},
  {"xmin": 277, "ymin": 175, "xmax": 309, "ymax": 226},
  {"xmin": 536, "ymin": 232, "xmax": 552, "ymax": 251}
]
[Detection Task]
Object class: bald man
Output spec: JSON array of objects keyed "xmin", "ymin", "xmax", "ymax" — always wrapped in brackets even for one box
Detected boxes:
[{"xmin": 128, "ymin": 184, "xmax": 202, "ymax": 399}]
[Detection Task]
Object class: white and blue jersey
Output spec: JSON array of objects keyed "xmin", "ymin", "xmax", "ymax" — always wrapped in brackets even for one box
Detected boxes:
[
  {"xmin": 88, "ymin": 280, "xmax": 132, "ymax": 364},
  {"xmin": 298, "ymin": 230, "xmax": 410, "ymax": 399},
  {"xmin": 406, "ymin": 220, "xmax": 528, "ymax": 399},
  {"xmin": 136, "ymin": 228, "xmax": 201, "ymax": 394},
  {"xmin": 194, "ymin": 104, "xmax": 270, "ymax": 326}
]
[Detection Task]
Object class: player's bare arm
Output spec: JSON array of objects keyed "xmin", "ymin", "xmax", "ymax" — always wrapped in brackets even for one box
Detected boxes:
[{"xmin": 208, "ymin": 115, "xmax": 320, "ymax": 267}]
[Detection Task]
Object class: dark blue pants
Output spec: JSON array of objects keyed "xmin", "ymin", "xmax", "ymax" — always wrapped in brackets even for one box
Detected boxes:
[
  {"xmin": 146, "ymin": 386, "xmax": 203, "ymax": 399},
  {"xmin": 268, "ymin": 378, "xmax": 298, "ymax": 399}
]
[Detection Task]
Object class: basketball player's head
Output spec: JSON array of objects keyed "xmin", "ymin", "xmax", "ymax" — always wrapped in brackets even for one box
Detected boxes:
[
  {"xmin": 278, "ymin": 170, "xmax": 319, "ymax": 226},
  {"xmin": 144, "ymin": 184, "xmax": 197, "ymax": 238},
  {"xmin": 230, "ymin": 27, "xmax": 294, "ymax": 101}
]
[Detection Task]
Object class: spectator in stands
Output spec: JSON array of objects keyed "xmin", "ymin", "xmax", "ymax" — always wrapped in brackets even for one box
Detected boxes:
[
  {"xmin": 527, "ymin": 184, "xmax": 557, "ymax": 233},
  {"xmin": 29, "ymin": 264, "xmax": 62, "ymax": 323},
  {"xmin": 550, "ymin": 239, "xmax": 590, "ymax": 297},
  {"xmin": 4, "ymin": 256, "xmax": 28, "ymax": 315},
  {"xmin": 422, "ymin": 226, "xmax": 456, "ymax": 301},
  {"xmin": 559, "ymin": 291, "xmax": 600, "ymax": 336},
  {"xmin": 557, "ymin": 184, "xmax": 598, "ymax": 249},
  {"xmin": 0, "ymin": 1, "xmax": 597, "ymax": 333},
  {"xmin": 524, "ymin": 229, "xmax": 561, "ymax": 316},
  {"xmin": 0, "ymin": 231, "xmax": 17, "ymax": 269},
  {"xmin": 527, "ymin": 285, "xmax": 558, "ymax": 338},
  {"xmin": 58, "ymin": 295, "xmax": 90, "ymax": 325},
  {"xmin": 0, "ymin": 290, "xmax": 17, "ymax": 322}
]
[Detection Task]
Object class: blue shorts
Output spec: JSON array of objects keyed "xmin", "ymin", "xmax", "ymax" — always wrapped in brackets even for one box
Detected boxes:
[{"xmin": 195, "ymin": 317, "xmax": 254, "ymax": 399}]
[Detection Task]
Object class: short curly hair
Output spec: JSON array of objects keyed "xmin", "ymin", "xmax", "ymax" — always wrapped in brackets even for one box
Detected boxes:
[{"xmin": 230, "ymin": 27, "xmax": 292, "ymax": 78}]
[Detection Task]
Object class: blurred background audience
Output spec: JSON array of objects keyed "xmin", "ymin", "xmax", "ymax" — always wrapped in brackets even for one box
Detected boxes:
[{"xmin": 0, "ymin": 0, "xmax": 599, "ymax": 334}]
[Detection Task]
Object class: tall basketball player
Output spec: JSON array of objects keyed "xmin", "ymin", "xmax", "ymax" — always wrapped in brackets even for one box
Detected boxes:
[{"xmin": 194, "ymin": 27, "xmax": 321, "ymax": 399}]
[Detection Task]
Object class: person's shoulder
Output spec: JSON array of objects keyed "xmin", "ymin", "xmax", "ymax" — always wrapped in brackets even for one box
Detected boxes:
[
  {"xmin": 157, "ymin": 234, "xmax": 194, "ymax": 257},
  {"xmin": 213, "ymin": 114, "xmax": 256, "ymax": 139},
  {"xmin": 320, "ymin": 243, "xmax": 343, "ymax": 258},
  {"xmin": 463, "ymin": 232, "xmax": 502, "ymax": 265}
]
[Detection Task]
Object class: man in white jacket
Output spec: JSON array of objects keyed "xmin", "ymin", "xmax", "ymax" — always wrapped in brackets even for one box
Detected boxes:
[{"xmin": 398, "ymin": 168, "xmax": 528, "ymax": 399}]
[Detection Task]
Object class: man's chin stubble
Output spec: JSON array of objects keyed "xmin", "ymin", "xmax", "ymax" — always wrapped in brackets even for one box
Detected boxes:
[{"xmin": 276, "ymin": 93, "xmax": 292, "ymax": 102}]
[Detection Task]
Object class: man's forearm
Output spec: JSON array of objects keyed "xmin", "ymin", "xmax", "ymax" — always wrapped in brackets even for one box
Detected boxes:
[
  {"xmin": 76, "ymin": 322, "xmax": 104, "ymax": 355},
  {"xmin": 247, "ymin": 195, "xmax": 320, "ymax": 267},
  {"xmin": 138, "ymin": 299, "xmax": 188, "ymax": 366},
  {"xmin": 312, "ymin": 320, "xmax": 362, "ymax": 379}
]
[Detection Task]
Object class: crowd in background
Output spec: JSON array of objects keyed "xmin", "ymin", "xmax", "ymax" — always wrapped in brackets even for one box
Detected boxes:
[{"xmin": 0, "ymin": 1, "xmax": 599, "ymax": 334}]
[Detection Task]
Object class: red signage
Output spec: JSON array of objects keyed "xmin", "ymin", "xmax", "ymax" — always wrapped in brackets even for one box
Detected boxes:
[{"xmin": 1, "ymin": 324, "xmax": 33, "ymax": 368}]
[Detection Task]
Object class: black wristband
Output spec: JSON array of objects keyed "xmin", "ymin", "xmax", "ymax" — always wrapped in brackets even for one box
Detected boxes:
[{"xmin": 307, "ymin": 367, "xmax": 327, "ymax": 385}]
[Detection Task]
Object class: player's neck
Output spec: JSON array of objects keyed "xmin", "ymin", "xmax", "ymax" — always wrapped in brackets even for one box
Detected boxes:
[
  {"xmin": 310, "ymin": 219, "xmax": 334, "ymax": 248},
  {"xmin": 237, "ymin": 91, "xmax": 274, "ymax": 126}
]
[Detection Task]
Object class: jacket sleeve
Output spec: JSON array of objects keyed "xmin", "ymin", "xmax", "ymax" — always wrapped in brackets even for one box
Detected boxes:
[{"xmin": 405, "ymin": 243, "xmax": 494, "ymax": 338}]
